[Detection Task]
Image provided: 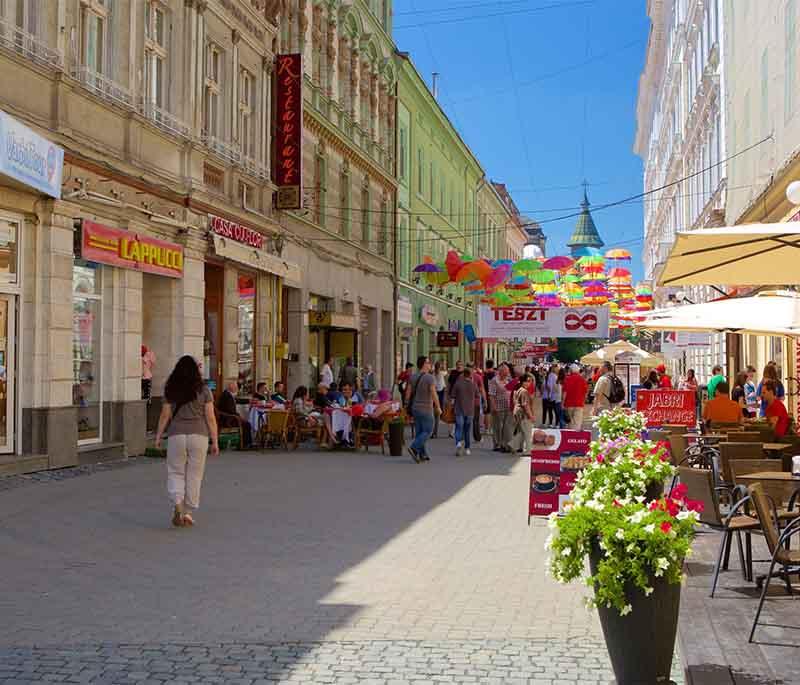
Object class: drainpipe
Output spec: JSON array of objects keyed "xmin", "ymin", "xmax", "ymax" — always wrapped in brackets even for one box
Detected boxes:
[{"xmin": 392, "ymin": 79, "xmax": 400, "ymax": 392}]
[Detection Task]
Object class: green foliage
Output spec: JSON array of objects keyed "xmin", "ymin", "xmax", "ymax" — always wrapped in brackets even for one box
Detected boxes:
[
  {"xmin": 546, "ymin": 410, "xmax": 701, "ymax": 615},
  {"xmin": 554, "ymin": 338, "xmax": 602, "ymax": 364}
]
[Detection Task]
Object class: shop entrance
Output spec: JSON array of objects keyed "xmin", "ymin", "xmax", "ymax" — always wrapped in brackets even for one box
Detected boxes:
[
  {"xmin": 0, "ymin": 294, "xmax": 15, "ymax": 453},
  {"xmin": 204, "ymin": 263, "xmax": 224, "ymax": 395},
  {"xmin": 307, "ymin": 327, "xmax": 358, "ymax": 387}
]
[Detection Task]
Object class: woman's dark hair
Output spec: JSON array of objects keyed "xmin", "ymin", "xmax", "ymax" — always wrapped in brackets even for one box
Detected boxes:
[
  {"xmin": 686, "ymin": 369, "xmax": 696, "ymax": 380},
  {"xmin": 648, "ymin": 370, "xmax": 659, "ymax": 385},
  {"xmin": 557, "ymin": 368, "xmax": 565, "ymax": 383},
  {"xmin": 164, "ymin": 355, "xmax": 203, "ymax": 407},
  {"xmin": 734, "ymin": 371, "xmax": 748, "ymax": 389},
  {"xmin": 292, "ymin": 386, "xmax": 308, "ymax": 401}
]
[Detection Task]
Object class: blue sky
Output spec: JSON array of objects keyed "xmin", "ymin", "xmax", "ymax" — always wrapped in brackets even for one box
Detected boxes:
[{"xmin": 392, "ymin": 0, "xmax": 650, "ymax": 279}]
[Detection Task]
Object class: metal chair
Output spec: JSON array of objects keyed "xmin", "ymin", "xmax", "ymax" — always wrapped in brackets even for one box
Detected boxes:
[
  {"xmin": 748, "ymin": 483, "xmax": 800, "ymax": 642},
  {"xmin": 354, "ymin": 414, "xmax": 389, "ymax": 453},
  {"xmin": 676, "ymin": 467, "xmax": 759, "ymax": 596}
]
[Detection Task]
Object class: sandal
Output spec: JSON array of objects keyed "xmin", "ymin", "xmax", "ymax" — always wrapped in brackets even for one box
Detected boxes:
[
  {"xmin": 181, "ymin": 513, "xmax": 194, "ymax": 526},
  {"xmin": 171, "ymin": 505, "xmax": 184, "ymax": 527}
]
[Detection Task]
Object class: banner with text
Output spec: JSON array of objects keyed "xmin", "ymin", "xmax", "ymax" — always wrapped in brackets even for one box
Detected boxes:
[
  {"xmin": 478, "ymin": 305, "xmax": 609, "ymax": 339},
  {"xmin": 636, "ymin": 389, "xmax": 695, "ymax": 427},
  {"xmin": 529, "ymin": 430, "xmax": 592, "ymax": 520}
]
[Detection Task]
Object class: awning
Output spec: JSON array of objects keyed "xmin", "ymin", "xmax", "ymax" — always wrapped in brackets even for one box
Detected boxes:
[
  {"xmin": 580, "ymin": 340, "xmax": 663, "ymax": 368},
  {"xmin": 640, "ymin": 290, "xmax": 800, "ymax": 337},
  {"xmin": 659, "ymin": 224, "xmax": 800, "ymax": 287},
  {"xmin": 212, "ymin": 234, "xmax": 301, "ymax": 287}
]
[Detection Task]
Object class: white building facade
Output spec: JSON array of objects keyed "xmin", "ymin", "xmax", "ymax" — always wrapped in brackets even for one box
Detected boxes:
[{"xmin": 635, "ymin": 0, "xmax": 726, "ymax": 383}]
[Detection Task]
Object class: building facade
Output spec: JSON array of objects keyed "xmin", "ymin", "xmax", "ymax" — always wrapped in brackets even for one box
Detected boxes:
[
  {"xmin": 635, "ymin": 0, "xmax": 726, "ymax": 382},
  {"xmin": 277, "ymin": 0, "xmax": 396, "ymax": 393},
  {"xmin": 721, "ymin": 0, "xmax": 800, "ymax": 402},
  {"xmin": 394, "ymin": 52, "xmax": 483, "ymax": 371},
  {"xmin": 0, "ymin": 0, "xmax": 293, "ymax": 474}
]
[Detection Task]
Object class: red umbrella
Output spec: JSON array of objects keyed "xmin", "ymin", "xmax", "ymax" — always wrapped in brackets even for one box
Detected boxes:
[{"xmin": 542, "ymin": 256, "xmax": 575, "ymax": 271}]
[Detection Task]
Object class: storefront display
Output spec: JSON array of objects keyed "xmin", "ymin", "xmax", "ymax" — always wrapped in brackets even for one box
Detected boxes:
[{"xmin": 72, "ymin": 262, "xmax": 102, "ymax": 443}]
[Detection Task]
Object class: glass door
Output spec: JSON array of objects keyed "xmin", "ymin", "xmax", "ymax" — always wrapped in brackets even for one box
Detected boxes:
[{"xmin": 0, "ymin": 295, "xmax": 14, "ymax": 453}]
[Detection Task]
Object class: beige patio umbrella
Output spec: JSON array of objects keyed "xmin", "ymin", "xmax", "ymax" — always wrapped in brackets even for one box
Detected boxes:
[
  {"xmin": 580, "ymin": 340, "xmax": 664, "ymax": 368},
  {"xmin": 658, "ymin": 225, "xmax": 800, "ymax": 287},
  {"xmin": 639, "ymin": 291, "xmax": 800, "ymax": 337}
]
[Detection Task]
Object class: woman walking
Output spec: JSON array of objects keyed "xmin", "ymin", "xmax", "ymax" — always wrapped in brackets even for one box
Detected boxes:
[
  {"xmin": 510, "ymin": 374, "xmax": 536, "ymax": 454},
  {"xmin": 553, "ymin": 367, "xmax": 566, "ymax": 429},
  {"xmin": 433, "ymin": 361, "xmax": 448, "ymax": 437},
  {"xmin": 451, "ymin": 367, "xmax": 479, "ymax": 456},
  {"xmin": 155, "ymin": 356, "xmax": 219, "ymax": 527}
]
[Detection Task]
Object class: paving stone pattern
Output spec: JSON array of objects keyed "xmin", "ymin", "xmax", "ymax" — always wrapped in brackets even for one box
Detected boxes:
[{"xmin": 0, "ymin": 442, "xmax": 683, "ymax": 684}]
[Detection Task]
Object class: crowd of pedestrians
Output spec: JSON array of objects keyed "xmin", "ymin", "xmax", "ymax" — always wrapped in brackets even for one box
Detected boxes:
[{"xmin": 401, "ymin": 357, "xmax": 603, "ymax": 462}]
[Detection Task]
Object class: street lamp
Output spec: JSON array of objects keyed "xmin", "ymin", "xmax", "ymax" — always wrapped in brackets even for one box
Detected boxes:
[{"xmin": 787, "ymin": 180, "xmax": 800, "ymax": 205}]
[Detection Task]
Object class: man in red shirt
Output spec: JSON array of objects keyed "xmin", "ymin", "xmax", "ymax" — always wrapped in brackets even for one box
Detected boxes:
[
  {"xmin": 656, "ymin": 364, "xmax": 673, "ymax": 389},
  {"xmin": 562, "ymin": 364, "xmax": 589, "ymax": 430},
  {"xmin": 762, "ymin": 379, "xmax": 791, "ymax": 438}
]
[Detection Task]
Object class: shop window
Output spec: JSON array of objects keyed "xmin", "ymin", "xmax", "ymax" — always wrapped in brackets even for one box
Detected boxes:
[
  {"xmin": 0, "ymin": 218, "xmax": 19, "ymax": 283},
  {"xmin": 237, "ymin": 273, "xmax": 255, "ymax": 395},
  {"xmin": 73, "ymin": 262, "xmax": 102, "ymax": 443}
]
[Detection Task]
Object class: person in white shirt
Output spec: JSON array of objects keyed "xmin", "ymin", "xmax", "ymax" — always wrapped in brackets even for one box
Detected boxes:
[{"xmin": 320, "ymin": 357, "xmax": 334, "ymax": 387}]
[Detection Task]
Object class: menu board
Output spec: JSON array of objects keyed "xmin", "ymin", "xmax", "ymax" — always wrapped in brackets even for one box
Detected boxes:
[
  {"xmin": 635, "ymin": 389, "xmax": 695, "ymax": 427},
  {"xmin": 529, "ymin": 429, "xmax": 592, "ymax": 521}
]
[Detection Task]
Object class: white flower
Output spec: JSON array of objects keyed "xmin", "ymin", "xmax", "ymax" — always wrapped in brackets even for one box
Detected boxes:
[
  {"xmin": 655, "ymin": 557, "xmax": 669, "ymax": 570},
  {"xmin": 677, "ymin": 510, "xmax": 691, "ymax": 520},
  {"xmin": 628, "ymin": 510, "xmax": 647, "ymax": 524},
  {"xmin": 561, "ymin": 547, "xmax": 572, "ymax": 557},
  {"xmin": 644, "ymin": 523, "xmax": 656, "ymax": 534},
  {"xmin": 544, "ymin": 534, "xmax": 554, "ymax": 551},
  {"xmin": 619, "ymin": 604, "xmax": 633, "ymax": 616},
  {"xmin": 644, "ymin": 587, "xmax": 654, "ymax": 597},
  {"xmin": 547, "ymin": 512, "xmax": 559, "ymax": 529},
  {"xmin": 615, "ymin": 528, "xmax": 625, "ymax": 540}
]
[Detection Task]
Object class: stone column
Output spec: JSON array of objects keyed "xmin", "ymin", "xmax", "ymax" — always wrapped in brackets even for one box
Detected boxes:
[
  {"xmin": 178, "ymin": 253, "xmax": 205, "ymax": 364},
  {"xmin": 260, "ymin": 55, "xmax": 273, "ymax": 177},
  {"xmin": 23, "ymin": 206, "xmax": 77, "ymax": 466},
  {"xmin": 370, "ymin": 72, "xmax": 379, "ymax": 142},
  {"xmin": 311, "ymin": 5, "xmax": 322, "ymax": 87},
  {"xmin": 350, "ymin": 48, "xmax": 360, "ymax": 123},
  {"xmin": 191, "ymin": 1, "xmax": 207, "ymax": 133},
  {"xmin": 231, "ymin": 29, "xmax": 241, "ymax": 145},
  {"xmin": 338, "ymin": 35, "xmax": 349, "ymax": 109},
  {"xmin": 223, "ymin": 264, "xmax": 240, "ymax": 386},
  {"xmin": 378, "ymin": 84, "xmax": 387, "ymax": 148},
  {"xmin": 256, "ymin": 272, "xmax": 279, "ymax": 388},
  {"xmin": 285, "ymin": 287, "xmax": 309, "ymax": 394},
  {"xmin": 326, "ymin": 13, "xmax": 337, "ymax": 99}
]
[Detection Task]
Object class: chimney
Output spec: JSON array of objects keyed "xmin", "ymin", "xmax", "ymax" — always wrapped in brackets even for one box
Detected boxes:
[{"xmin": 432, "ymin": 72, "xmax": 439, "ymax": 100}]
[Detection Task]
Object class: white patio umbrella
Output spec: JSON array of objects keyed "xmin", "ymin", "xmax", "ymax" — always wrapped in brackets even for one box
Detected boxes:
[
  {"xmin": 580, "ymin": 340, "xmax": 663, "ymax": 368},
  {"xmin": 640, "ymin": 291, "xmax": 800, "ymax": 337},
  {"xmin": 658, "ymin": 225, "xmax": 800, "ymax": 287}
]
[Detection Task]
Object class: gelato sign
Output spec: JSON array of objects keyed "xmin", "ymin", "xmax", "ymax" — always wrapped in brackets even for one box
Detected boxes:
[{"xmin": 0, "ymin": 110, "xmax": 63, "ymax": 198}]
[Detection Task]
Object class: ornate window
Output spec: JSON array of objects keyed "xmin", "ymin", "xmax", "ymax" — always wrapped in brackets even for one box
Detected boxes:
[
  {"xmin": 204, "ymin": 43, "xmax": 222, "ymax": 137},
  {"xmin": 239, "ymin": 68, "xmax": 255, "ymax": 157},
  {"xmin": 81, "ymin": 0, "xmax": 108, "ymax": 74},
  {"xmin": 144, "ymin": 1, "xmax": 167, "ymax": 109}
]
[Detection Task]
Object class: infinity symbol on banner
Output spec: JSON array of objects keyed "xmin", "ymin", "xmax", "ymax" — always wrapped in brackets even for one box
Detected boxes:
[{"xmin": 564, "ymin": 312, "xmax": 598, "ymax": 331}]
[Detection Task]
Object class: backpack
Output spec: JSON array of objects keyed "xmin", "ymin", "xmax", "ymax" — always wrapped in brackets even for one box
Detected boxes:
[
  {"xmin": 405, "ymin": 374, "xmax": 422, "ymax": 414},
  {"xmin": 606, "ymin": 374, "xmax": 626, "ymax": 405}
]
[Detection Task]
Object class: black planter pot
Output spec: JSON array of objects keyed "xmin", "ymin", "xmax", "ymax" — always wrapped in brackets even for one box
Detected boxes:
[
  {"xmin": 388, "ymin": 422, "xmax": 405, "ymax": 456},
  {"xmin": 589, "ymin": 541, "xmax": 681, "ymax": 685}
]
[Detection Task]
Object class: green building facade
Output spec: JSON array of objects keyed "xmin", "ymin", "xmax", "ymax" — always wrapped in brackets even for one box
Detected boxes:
[{"xmin": 394, "ymin": 52, "xmax": 485, "ymax": 371}]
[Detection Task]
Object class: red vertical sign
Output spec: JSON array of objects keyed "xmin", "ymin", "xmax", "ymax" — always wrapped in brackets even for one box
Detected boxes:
[{"xmin": 274, "ymin": 53, "xmax": 303, "ymax": 209}]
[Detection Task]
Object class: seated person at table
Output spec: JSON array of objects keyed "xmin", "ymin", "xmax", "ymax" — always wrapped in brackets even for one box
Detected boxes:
[
  {"xmin": 336, "ymin": 382, "xmax": 359, "ymax": 407},
  {"xmin": 253, "ymin": 382, "xmax": 268, "ymax": 402},
  {"xmin": 292, "ymin": 386, "xmax": 320, "ymax": 428},
  {"xmin": 325, "ymin": 382, "xmax": 343, "ymax": 406},
  {"xmin": 702, "ymin": 381, "xmax": 742, "ymax": 428},
  {"xmin": 364, "ymin": 389, "xmax": 397, "ymax": 419},
  {"xmin": 217, "ymin": 381, "xmax": 253, "ymax": 448},
  {"xmin": 762, "ymin": 379, "xmax": 791, "ymax": 438},
  {"xmin": 314, "ymin": 383, "xmax": 329, "ymax": 410},
  {"xmin": 271, "ymin": 381, "xmax": 288, "ymax": 405}
]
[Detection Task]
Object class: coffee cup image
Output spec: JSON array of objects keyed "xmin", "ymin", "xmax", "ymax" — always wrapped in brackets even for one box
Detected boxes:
[{"xmin": 533, "ymin": 474, "xmax": 558, "ymax": 493}]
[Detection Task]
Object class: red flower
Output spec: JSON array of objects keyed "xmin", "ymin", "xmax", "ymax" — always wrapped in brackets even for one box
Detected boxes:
[
  {"xmin": 672, "ymin": 483, "xmax": 688, "ymax": 500},
  {"xmin": 661, "ymin": 521, "xmax": 673, "ymax": 534},
  {"xmin": 649, "ymin": 500, "xmax": 660, "ymax": 511},
  {"xmin": 596, "ymin": 454, "xmax": 605, "ymax": 463},
  {"xmin": 686, "ymin": 499, "xmax": 705, "ymax": 513},
  {"xmin": 666, "ymin": 499, "xmax": 680, "ymax": 517}
]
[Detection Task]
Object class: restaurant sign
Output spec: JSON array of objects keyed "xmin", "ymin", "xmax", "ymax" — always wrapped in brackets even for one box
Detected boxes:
[
  {"xmin": 635, "ymin": 389, "xmax": 695, "ymax": 427},
  {"xmin": 477, "ymin": 305, "xmax": 609, "ymax": 339},
  {"xmin": 0, "ymin": 109, "xmax": 63, "ymax": 198},
  {"xmin": 77, "ymin": 220, "xmax": 183, "ymax": 277},
  {"xmin": 274, "ymin": 54, "xmax": 303, "ymax": 209},
  {"xmin": 209, "ymin": 214, "xmax": 264, "ymax": 248}
]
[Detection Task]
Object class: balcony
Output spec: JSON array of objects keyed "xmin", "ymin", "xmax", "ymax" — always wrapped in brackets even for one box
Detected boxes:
[
  {"xmin": 72, "ymin": 66, "xmax": 134, "ymax": 109},
  {"xmin": 241, "ymin": 154, "xmax": 270, "ymax": 180},
  {"xmin": 203, "ymin": 134, "xmax": 242, "ymax": 166},
  {"xmin": 138, "ymin": 99, "xmax": 191, "ymax": 139},
  {"xmin": 0, "ymin": 20, "xmax": 63, "ymax": 69}
]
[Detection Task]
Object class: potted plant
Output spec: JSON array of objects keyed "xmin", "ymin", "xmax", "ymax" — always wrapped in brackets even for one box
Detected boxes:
[
  {"xmin": 546, "ymin": 408, "xmax": 702, "ymax": 684},
  {"xmin": 388, "ymin": 416, "xmax": 405, "ymax": 456}
]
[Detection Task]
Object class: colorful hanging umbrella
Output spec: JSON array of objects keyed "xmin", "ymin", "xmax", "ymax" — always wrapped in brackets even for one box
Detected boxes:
[
  {"xmin": 529, "ymin": 269, "xmax": 556, "ymax": 284},
  {"xmin": 605, "ymin": 248, "xmax": 632, "ymax": 260},
  {"xmin": 491, "ymin": 292, "xmax": 515, "ymax": 306},
  {"xmin": 424, "ymin": 270, "xmax": 450, "ymax": 286},
  {"xmin": 445, "ymin": 250, "xmax": 465, "ymax": 281},
  {"xmin": 573, "ymin": 246, "xmax": 603, "ymax": 258},
  {"xmin": 413, "ymin": 263, "xmax": 443, "ymax": 272},
  {"xmin": 485, "ymin": 263, "xmax": 513, "ymax": 289},
  {"xmin": 543, "ymin": 256, "xmax": 575, "ymax": 271},
  {"xmin": 608, "ymin": 267, "xmax": 632, "ymax": 278},
  {"xmin": 455, "ymin": 261, "xmax": 492, "ymax": 283},
  {"xmin": 512, "ymin": 258, "xmax": 542, "ymax": 274}
]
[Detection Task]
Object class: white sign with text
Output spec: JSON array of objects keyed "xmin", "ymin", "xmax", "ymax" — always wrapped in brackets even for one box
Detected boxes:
[{"xmin": 477, "ymin": 305, "xmax": 610, "ymax": 339}]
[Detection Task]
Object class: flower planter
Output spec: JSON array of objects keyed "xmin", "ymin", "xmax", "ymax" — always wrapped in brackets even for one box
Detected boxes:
[
  {"xmin": 590, "ymin": 541, "xmax": 681, "ymax": 685},
  {"xmin": 388, "ymin": 421, "xmax": 405, "ymax": 456}
]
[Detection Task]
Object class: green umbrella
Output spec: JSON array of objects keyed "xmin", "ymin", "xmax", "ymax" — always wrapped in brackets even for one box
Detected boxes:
[
  {"xmin": 529, "ymin": 269, "xmax": 556, "ymax": 284},
  {"xmin": 512, "ymin": 258, "xmax": 541, "ymax": 274}
]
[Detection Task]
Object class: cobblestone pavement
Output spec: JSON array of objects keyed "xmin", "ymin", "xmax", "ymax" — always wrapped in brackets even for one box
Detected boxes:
[{"xmin": 0, "ymin": 438, "xmax": 683, "ymax": 684}]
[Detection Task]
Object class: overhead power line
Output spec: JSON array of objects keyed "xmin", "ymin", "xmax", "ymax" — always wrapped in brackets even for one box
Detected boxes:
[
  {"xmin": 396, "ymin": 0, "xmax": 541, "ymax": 17},
  {"xmin": 394, "ymin": 0, "xmax": 593, "ymax": 30}
]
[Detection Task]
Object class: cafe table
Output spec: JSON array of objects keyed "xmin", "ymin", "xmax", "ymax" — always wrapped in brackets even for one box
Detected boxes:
[
  {"xmin": 762, "ymin": 443, "xmax": 794, "ymax": 471},
  {"xmin": 684, "ymin": 433, "xmax": 726, "ymax": 444}
]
